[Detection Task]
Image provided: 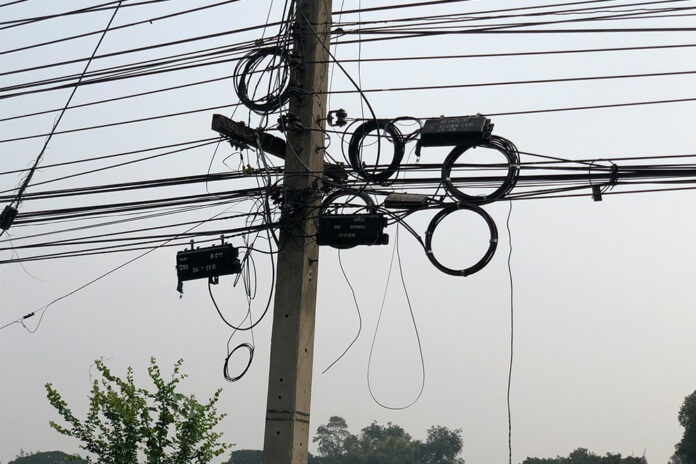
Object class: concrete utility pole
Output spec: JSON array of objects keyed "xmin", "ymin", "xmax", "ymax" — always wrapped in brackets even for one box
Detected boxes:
[{"xmin": 262, "ymin": 1, "xmax": 333, "ymax": 463}]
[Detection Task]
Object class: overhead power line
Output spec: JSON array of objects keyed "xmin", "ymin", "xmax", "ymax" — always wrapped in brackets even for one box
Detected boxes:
[{"xmin": 2, "ymin": 1, "xmax": 124, "ymax": 239}]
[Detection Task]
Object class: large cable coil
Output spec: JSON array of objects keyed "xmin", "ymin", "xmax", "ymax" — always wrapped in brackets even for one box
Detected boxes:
[
  {"xmin": 234, "ymin": 47, "xmax": 292, "ymax": 115},
  {"xmin": 348, "ymin": 119, "xmax": 405, "ymax": 184},
  {"xmin": 441, "ymin": 135, "xmax": 520, "ymax": 204},
  {"xmin": 424, "ymin": 203, "xmax": 498, "ymax": 276}
]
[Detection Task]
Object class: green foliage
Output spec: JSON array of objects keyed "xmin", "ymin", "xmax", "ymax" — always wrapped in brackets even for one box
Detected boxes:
[
  {"xmin": 8, "ymin": 451, "xmax": 85, "ymax": 464},
  {"xmin": 314, "ymin": 416, "xmax": 358, "ymax": 459},
  {"xmin": 45, "ymin": 358, "xmax": 231, "ymax": 464},
  {"xmin": 312, "ymin": 417, "xmax": 464, "ymax": 464},
  {"xmin": 224, "ymin": 449, "xmax": 320, "ymax": 464},
  {"xmin": 672, "ymin": 389, "xmax": 696, "ymax": 464},
  {"xmin": 521, "ymin": 447, "xmax": 643, "ymax": 464},
  {"xmin": 421, "ymin": 425, "xmax": 465, "ymax": 464}
]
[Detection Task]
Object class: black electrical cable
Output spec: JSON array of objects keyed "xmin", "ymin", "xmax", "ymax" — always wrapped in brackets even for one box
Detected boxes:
[
  {"xmin": 234, "ymin": 47, "xmax": 292, "ymax": 114},
  {"xmin": 309, "ymin": 42, "xmax": 696, "ymax": 64},
  {"xmin": 1, "ymin": 0, "xmax": 123, "ymax": 240},
  {"xmin": 0, "ymin": 75, "xmax": 237, "ymax": 122},
  {"xmin": 0, "ymin": 0, "xmax": 175, "ymax": 29},
  {"xmin": 321, "ymin": 249, "xmax": 363, "ymax": 374},
  {"xmin": 348, "ymin": 120, "xmax": 405, "ymax": 184},
  {"xmin": 0, "ymin": 205, "xmax": 242, "ymax": 332},
  {"xmin": 0, "ymin": 140, "xmax": 220, "ymax": 193},
  {"xmin": 1, "ymin": 211, "xmax": 261, "ymax": 249},
  {"xmin": 223, "ymin": 342, "xmax": 254, "ymax": 382},
  {"xmin": 441, "ymin": 135, "xmax": 520, "ymax": 204},
  {"xmin": 338, "ymin": 3, "xmax": 696, "ymax": 34},
  {"xmin": 0, "ymin": 48, "xmax": 262, "ymax": 100},
  {"xmin": 0, "ymin": 0, "xmax": 249, "ymax": 56},
  {"xmin": 505, "ymin": 202, "xmax": 514, "ymax": 464},
  {"xmin": 0, "ymin": 0, "xmax": 28, "ymax": 8},
  {"xmin": 0, "ymin": 102, "xmax": 243, "ymax": 144},
  {"xmin": 367, "ymin": 226, "xmax": 426, "ymax": 410},
  {"xmin": 320, "ymin": 69, "xmax": 696, "ymax": 96},
  {"xmin": 332, "ymin": 0, "xmax": 692, "ymax": 27},
  {"xmin": 0, "ymin": 138, "xmax": 219, "ymax": 176},
  {"xmin": 424, "ymin": 203, "xmax": 499, "ymax": 277}
]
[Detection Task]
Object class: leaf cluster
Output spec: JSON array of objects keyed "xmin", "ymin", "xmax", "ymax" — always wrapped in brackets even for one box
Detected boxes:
[
  {"xmin": 45, "ymin": 358, "xmax": 230, "ymax": 464},
  {"xmin": 671, "ymin": 389, "xmax": 696, "ymax": 464}
]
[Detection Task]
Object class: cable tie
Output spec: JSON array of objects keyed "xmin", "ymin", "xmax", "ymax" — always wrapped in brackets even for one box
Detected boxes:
[{"xmin": 609, "ymin": 163, "xmax": 619, "ymax": 185}]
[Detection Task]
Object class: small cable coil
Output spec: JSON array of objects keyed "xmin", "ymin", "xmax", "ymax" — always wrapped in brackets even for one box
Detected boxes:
[
  {"xmin": 348, "ymin": 119, "xmax": 405, "ymax": 184},
  {"xmin": 224, "ymin": 342, "xmax": 254, "ymax": 382},
  {"xmin": 424, "ymin": 203, "xmax": 498, "ymax": 276},
  {"xmin": 441, "ymin": 135, "xmax": 520, "ymax": 204}
]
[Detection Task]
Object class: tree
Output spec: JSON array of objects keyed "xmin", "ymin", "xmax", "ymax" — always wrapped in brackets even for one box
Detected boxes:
[
  {"xmin": 672, "ymin": 389, "xmax": 696, "ymax": 464},
  {"xmin": 521, "ymin": 448, "xmax": 643, "ymax": 464},
  {"xmin": 312, "ymin": 417, "xmax": 464, "ymax": 464},
  {"xmin": 354, "ymin": 421, "xmax": 420, "ymax": 464},
  {"xmin": 45, "ymin": 358, "xmax": 230, "ymax": 464},
  {"xmin": 313, "ymin": 416, "xmax": 358, "ymax": 459},
  {"xmin": 420, "ymin": 425, "xmax": 465, "ymax": 464}
]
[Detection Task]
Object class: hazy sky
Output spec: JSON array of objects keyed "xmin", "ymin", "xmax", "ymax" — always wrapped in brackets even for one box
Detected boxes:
[{"xmin": 2, "ymin": 1, "xmax": 696, "ymax": 463}]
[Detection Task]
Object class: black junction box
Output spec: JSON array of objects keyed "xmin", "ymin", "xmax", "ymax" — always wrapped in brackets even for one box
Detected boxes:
[
  {"xmin": 176, "ymin": 243, "xmax": 241, "ymax": 283},
  {"xmin": 419, "ymin": 115, "xmax": 493, "ymax": 147},
  {"xmin": 317, "ymin": 214, "xmax": 389, "ymax": 248}
]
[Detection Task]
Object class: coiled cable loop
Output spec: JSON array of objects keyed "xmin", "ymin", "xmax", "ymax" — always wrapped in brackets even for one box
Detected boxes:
[
  {"xmin": 234, "ymin": 47, "xmax": 291, "ymax": 115},
  {"xmin": 348, "ymin": 119, "xmax": 405, "ymax": 184},
  {"xmin": 424, "ymin": 203, "xmax": 498, "ymax": 276},
  {"xmin": 224, "ymin": 343, "xmax": 254, "ymax": 382},
  {"xmin": 441, "ymin": 135, "xmax": 520, "ymax": 204}
]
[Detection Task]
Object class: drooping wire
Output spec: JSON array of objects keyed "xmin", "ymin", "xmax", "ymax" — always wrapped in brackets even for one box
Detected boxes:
[
  {"xmin": 0, "ymin": 205, "xmax": 244, "ymax": 333},
  {"xmin": 321, "ymin": 249, "xmax": 363, "ymax": 374},
  {"xmin": 506, "ymin": 202, "xmax": 515, "ymax": 464},
  {"xmin": 367, "ymin": 226, "xmax": 425, "ymax": 410}
]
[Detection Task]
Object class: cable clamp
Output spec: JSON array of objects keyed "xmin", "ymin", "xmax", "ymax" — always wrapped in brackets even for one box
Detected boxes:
[
  {"xmin": 0, "ymin": 205, "xmax": 18, "ymax": 231},
  {"xmin": 609, "ymin": 163, "xmax": 619, "ymax": 186},
  {"xmin": 327, "ymin": 109, "xmax": 348, "ymax": 127}
]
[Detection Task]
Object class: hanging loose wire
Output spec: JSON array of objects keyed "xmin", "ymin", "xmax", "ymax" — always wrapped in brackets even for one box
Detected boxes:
[
  {"xmin": 321, "ymin": 249, "xmax": 363, "ymax": 374},
  {"xmin": 506, "ymin": 202, "xmax": 515, "ymax": 464},
  {"xmin": 367, "ymin": 226, "xmax": 425, "ymax": 410}
]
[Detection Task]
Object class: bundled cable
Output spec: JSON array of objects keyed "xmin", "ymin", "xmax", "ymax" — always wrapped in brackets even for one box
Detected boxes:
[
  {"xmin": 347, "ymin": 119, "xmax": 405, "ymax": 184},
  {"xmin": 424, "ymin": 203, "xmax": 498, "ymax": 277},
  {"xmin": 441, "ymin": 135, "xmax": 520, "ymax": 204},
  {"xmin": 233, "ymin": 46, "xmax": 292, "ymax": 114}
]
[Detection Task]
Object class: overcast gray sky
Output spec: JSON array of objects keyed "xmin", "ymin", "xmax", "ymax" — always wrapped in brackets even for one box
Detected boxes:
[{"xmin": 2, "ymin": 1, "xmax": 696, "ymax": 463}]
